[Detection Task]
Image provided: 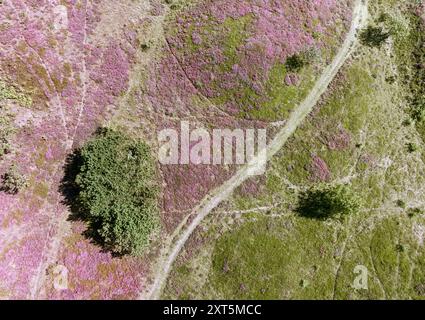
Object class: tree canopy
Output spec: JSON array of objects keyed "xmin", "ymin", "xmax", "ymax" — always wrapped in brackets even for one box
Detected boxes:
[{"xmin": 75, "ymin": 128, "xmax": 159, "ymax": 255}]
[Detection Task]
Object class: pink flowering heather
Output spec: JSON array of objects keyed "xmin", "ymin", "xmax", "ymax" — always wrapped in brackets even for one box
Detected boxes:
[
  {"xmin": 148, "ymin": 0, "xmax": 353, "ymax": 224},
  {"xmin": 0, "ymin": 0, "xmax": 135, "ymax": 299},
  {"xmin": 44, "ymin": 221, "xmax": 144, "ymax": 300},
  {"xmin": 156, "ymin": 117, "xmax": 269, "ymax": 230},
  {"xmin": 309, "ymin": 155, "xmax": 331, "ymax": 182},
  {"xmin": 323, "ymin": 126, "xmax": 351, "ymax": 151},
  {"xmin": 0, "ymin": 0, "xmax": 355, "ymax": 300},
  {"xmin": 148, "ymin": 0, "xmax": 353, "ymax": 120},
  {"xmin": 415, "ymin": 2, "xmax": 425, "ymax": 24}
]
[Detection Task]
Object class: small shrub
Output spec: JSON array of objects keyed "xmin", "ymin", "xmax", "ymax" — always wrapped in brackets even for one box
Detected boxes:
[
  {"xmin": 140, "ymin": 42, "xmax": 151, "ymax": 51},
  {"xmin": 1, "ymin": 164, "xmax": 27, "ymax": 194},
  {"xmin": 299, "ymin": 279, "xmax": 310, "ymax": 288},
  {"xmin": 385, "ymin": 76, "xmax": 396, "ymax": 84},
  {"xmin": 285, "ymin": 54, "xmax": 306, "ymax": 72},
  {"xmin": 402, "ymin": 119, "xmax": 412, "ymax": 127},
  {"xmin": 285, "ymin": 50, "xmax": 315, "ymax": 73},
  {"xmin": 407, "ymin": 207, "xmax": 423, "ymax": 218},
  {"xmin": 75, "ymin": 128, "xmax": 159, "ymax": 255},
  {"xmin": 378, "ymin": 13, "xmax": 389, "ymax": 23},
  {"xmin": 395, "ymin": 244, "xmax": 404, "ymax": 253},
  {"xmin": 407, "ymin": 142, "xmax": 418, "ymax": 153},
  {"xmin": 296, "ymin": 184, "xmax": 361, "ymax": 220},
  {"xmin": 360, "ymin": 26, "xmax": 390, "ymax": 48},
  {"xmin": 396, "ymin": 199, "xmax": 406, "ymax": 209}
]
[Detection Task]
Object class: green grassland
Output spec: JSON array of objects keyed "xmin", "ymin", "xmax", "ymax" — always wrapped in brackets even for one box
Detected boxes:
[
  {"xmin": 164, "ymin": 213, "xmax": 424, "ymax": 299},
  {"xmin": 162, "ymin": 0, "xmax": 425, "ymax": 300}
]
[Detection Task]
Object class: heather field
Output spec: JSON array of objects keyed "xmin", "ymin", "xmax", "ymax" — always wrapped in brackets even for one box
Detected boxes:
[
  {"xmin": 162, "ymin": 0, "xmax": 425, "ymax": 300},
  {"xmin": 0, "ymin": 0, "xmax": 424, "ymax": 301}
]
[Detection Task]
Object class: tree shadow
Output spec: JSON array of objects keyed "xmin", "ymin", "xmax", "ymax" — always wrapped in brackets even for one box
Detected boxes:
[
  {"xmin": 60, "ymin": 149, "xmax": 122, "ymax": 256},
  {"xmin": 60, "ymin": 150, "xmax": 83, "ymax": 221},
  {"xmin": 295, "ymin": 186, "xmax": 355, "ymax": 223},
  {"xmin": 295, "ymin": 190, "xmax": 331, "ymax": 221}
]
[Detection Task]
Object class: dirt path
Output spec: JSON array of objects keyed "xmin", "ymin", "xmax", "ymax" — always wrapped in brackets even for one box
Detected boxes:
[
  {"xmin": 28, "ymin": 0, "xmax": 90, "ymax": 299},
  {"xmin": 141, "ymin": 0, "xmax": 369, "ymax": 300}
]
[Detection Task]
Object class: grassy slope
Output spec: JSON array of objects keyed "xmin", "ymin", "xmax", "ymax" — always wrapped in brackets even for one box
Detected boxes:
[
  {"xmin": 162, "ymin": 0, "xmax": 425, "ymax": 300},
  {"xmin": 162, "ymin": 0, "xmax": 348, "ymax": 122}
]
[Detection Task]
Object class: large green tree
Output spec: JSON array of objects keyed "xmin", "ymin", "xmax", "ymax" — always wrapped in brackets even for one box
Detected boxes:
[{"xmin": 76, "ymin": 128, "xmax": 159, "ymax": 255}]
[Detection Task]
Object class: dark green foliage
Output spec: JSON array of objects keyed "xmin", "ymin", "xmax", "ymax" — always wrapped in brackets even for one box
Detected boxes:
[
  {"xmin": 407, "ymin": 142, "xmax": 418, "ymax": 153},
  {"xmin": 75, "ymin": 128, "xmax": 159, "ymax": 255},
  {"xmin": 285, "ymin": 54, "xmax": 306, "ymax": 72},
  {"xmin": 396, "ymin": 244, "xmax": 405, "ymax": 253},
  {"xmin": 296, "ymin": 184, "xmax": 361, "ymax": 220},
  {"xmin": 407, "ymin": 207, "xmax": 423, "ymax": 218},
  {"xmin": 402, "ymin": 119, "xmax": 412, "ymax": 127},
  {"xmin": 140, "ymin": 42, "xmax": 150, "ymax": 51},
  {"xmin": 360, "ymin": 26, "xmax": 390, "ymax": 48},
  {"xmin": 1, "ymin": 164, "xmax": 27, "ymax": 194},
  {"xmin": 396, "ymin": 199, "xmax": 407, "ymax": 209}
]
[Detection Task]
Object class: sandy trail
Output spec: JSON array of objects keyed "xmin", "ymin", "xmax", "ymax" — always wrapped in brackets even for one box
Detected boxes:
[{"xmin": 141, "ymin": 0, "xmax": 369, "ymax": 300}]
